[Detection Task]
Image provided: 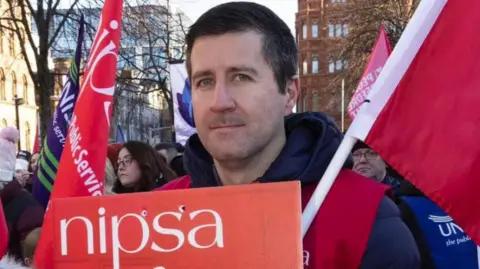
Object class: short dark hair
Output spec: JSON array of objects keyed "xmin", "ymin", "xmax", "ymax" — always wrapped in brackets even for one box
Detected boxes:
[
  {"xmin": 154, "ymin": 142, "xmax": 177, "ymax": 152},
  {"xmin": 186, "ymin": 2, "xmax": 297, "ymax": 94}
]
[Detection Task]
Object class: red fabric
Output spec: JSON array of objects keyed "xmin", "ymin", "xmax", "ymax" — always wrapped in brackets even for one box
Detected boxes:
[
  {"xmin": 32, "ymin": 122, "xmax": 41, "ymax": 153},
  {"xmin": 107, "ymin": 143, "xmax": 123, "ymax": 167},
  {"xmin": 348, "ymin": 25, "xmax": 391, "ymax": 119},
  {"xmin": 0, "ymin": 199, "xmax": 8, "ymax": 258},
  {"xmin": 157, "ymin": 169, "xmax": 386, "ymax": 268},
  {"xmin": 34, "ymin": 1, "xmax": 124, "ymax": 268},
  {"xmin": 364, "ymin": 0, "xmax": 480, "ymax": 245}
]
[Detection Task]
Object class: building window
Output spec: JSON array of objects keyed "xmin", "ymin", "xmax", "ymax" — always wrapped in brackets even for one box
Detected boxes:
[
  {"xmin": 118, "ymin": 47, "xmax": 136, "ymax": 70},
  {"xmin": 302, "ymin": 93, "xmax": 307, "ymax": 111},
  {"xmin": 11, "ymin": 72, "xmax": 17, "ymax": 97},
  {"xmin": 335, "ymin": 24, "xmax": 342, "ymax": 37},
  {"xmin": 329, "ymin": 59, "xmax": 335, "ymax": 73},
  {"xmin": 24, "ymin": 122, "xmax": 31, "ymax": 152},
  {"xmin": 8, "ymin": 23, "xmax": 14, "ymax": 56},
  {"xmin": 336, "ymin": 60, "xmax": 343, "ymax": 71},
  {"xmin": 312, "ymin": 21, "xmax": 318, "ymax": 38},
  {"xmin": 312, "ymin": 56, "xmax": 319, "ymax": 74},
  {"xmin": 312, "ymin": 92, "xmax": 319, "ymax": 111},
  {"xmin": 303, "ymin": 59, "xmax": 308, "ymax": 74},
  {"xmin": 22, "ymin": 75, "xmax": 28, "ymax": 104},
  {"xmin": 329, "ymin": 23, "xmax": 349, "ymax": 37},
  {"xmin": 302, "ymin": 24, "xmax": 307, "ymax": 40},
  {"xmin": 329, "ymin": 57, "xmax": 348, "ymax": 73},
  {"xmin": 328, "ymin": 24, "xmax": 335, "ymax": 37},
  {"xmin": 343, "ymin": 24, "xmax": 349, "ymax": 37},
  {"xmin": 0, "ymin": 69, "xmax": 5, "ymax": 101}
]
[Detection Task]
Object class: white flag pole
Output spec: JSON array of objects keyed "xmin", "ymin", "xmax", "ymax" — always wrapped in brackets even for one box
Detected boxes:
[
  {"xmin": 341, "ymin": 79, "xmax": 345, "ymax": 132},
  {"xmin": 302, "ymin": 0, "xmax": 446, "ymax": 238},
  {"xmin": 302, "ymin": 135, "xmax": 357, "ymax": 237}
]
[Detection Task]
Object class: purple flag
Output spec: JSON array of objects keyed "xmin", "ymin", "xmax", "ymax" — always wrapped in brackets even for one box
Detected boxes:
[{"xmin": 32, "ymin": 16, "xmax": 84, "ymax": 207}]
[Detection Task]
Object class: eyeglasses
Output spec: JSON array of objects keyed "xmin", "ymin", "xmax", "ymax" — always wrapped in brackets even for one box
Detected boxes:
[
  {"xmin": 117, "ymin": 156, "xmax": 134, "ymax": 167},
  {"xmin": 352, "ymin": 150, "xmax": 379, "ymax": 161}
]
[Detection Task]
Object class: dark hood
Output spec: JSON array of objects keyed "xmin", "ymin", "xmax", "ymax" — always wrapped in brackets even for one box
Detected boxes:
[{"xmin": 183, "ymin": 112, "xmax": 352, "ymax": 188}]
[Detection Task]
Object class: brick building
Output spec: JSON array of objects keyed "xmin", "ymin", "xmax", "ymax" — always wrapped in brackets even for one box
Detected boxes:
[
  {"xmin": 295, "ymin": 0, "xmax": 416, "ymax": 130},
  {"xmin": 295, "ymin": 0, "xmax": 349, "ymax": 128}
]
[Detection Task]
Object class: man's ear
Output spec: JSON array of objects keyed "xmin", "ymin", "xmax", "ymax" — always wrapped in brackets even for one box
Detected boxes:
[{"xmin": 284, "ymin": 76, "xmax": 299, "ymax": 115}]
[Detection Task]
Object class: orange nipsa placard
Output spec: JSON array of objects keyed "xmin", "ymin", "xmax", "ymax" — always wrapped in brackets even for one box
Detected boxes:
[{"xmin": 51, "ymin": 181, "xmax": 303, "ymax": 269}]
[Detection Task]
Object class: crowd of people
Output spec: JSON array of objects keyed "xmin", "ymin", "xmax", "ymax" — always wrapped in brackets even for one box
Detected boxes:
[
  {"xmin": 0, "ymin": 126, "xmax": 186, "ymax": 268},
  {"xmin": 0, "ymin": 1, "xmax": 474, "ymax": 268}
]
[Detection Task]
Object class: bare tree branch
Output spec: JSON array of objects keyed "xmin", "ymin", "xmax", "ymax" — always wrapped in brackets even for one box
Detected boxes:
[
  {"xmin": 327, "ymin": 0, "xmax": 420, "ymax": 100},
  {"xmin": 0, "ymin": 0, "xmax": 89, "ymax": 136}
]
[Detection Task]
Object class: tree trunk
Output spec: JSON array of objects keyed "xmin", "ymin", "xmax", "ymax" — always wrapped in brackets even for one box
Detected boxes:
[{"xmin": 35, "ymin": 53, "xmax": 53, "ymax": 140}]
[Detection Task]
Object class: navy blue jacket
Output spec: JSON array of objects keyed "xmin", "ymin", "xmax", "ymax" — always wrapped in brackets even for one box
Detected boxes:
[{"xmin": 183, "ymin": 112, "xmax": 420, "ymax": 268}]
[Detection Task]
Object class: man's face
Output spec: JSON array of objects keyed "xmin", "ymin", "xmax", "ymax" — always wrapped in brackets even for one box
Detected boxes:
[
  {"xmin": 189, "ymin": 31, "xmax": 297, "ymax": 161},
  {"xmin": 352, "ymin": 148, "xmax": 387, "ymax": 182}
]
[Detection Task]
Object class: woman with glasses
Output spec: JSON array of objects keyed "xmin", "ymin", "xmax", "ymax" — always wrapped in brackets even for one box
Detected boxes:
[{"xmin": 113, "ymin": 141, "xmax": 177, "ymax": 194}]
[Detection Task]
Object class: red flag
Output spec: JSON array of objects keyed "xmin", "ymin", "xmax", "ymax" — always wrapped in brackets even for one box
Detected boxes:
[
  {"xmin": 347, "ymin": 25, "xmax": 391, "ymax": 119},
  {"xmin": 0, "ymin": 200, "xmax": 8, "ymax": 258},
  {"xmin": 34, "ymin": 1, "xmax": 124, "ymax": 268},
  {"xmin": 33, "ymin": 121, "xmax": 40, "ymax": 153},
  {"xmin": 348, "ymin": 0, "xmax": 480, "ymax": 243}
]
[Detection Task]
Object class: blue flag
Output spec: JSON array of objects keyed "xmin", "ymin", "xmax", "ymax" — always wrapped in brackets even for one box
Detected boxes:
[
  {"xmin": 32, "ymin": 16, "xmax": 85, "ymax": 207},
  {"xmin": 116, "ymin": 124, "xmax": 125, "ymax": 143}
]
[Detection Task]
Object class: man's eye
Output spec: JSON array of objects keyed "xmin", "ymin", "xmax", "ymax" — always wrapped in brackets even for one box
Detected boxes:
[
  {"xmin": 233, "ymin": 74, "xmax": 252, "ymax": 82},
  {"xmin": 197, "ymin": 79, "xmax": 213, "ymax": 87}
]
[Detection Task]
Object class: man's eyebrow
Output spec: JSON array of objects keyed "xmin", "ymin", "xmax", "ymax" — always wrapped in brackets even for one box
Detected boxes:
[
  {"xmin": 227, "ymin": 66, "xmax": 258, "ymax": 75},
  {"xmin": 191, "ymin": 66, "xmax": 259, "ymax": 81},
  {"xmin": 191, "ymin": 70, "xmax": 214, "ymax": 82}
]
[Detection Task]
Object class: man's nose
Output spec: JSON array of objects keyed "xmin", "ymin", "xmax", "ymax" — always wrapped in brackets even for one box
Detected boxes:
[{"xmin": 210, "ymin": 81, "xmax": 235, "ymax": 113}]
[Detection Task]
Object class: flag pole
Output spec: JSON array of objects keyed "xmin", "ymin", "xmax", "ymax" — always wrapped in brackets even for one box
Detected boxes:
[
  {"xmin": 302, "ymin": 135, "xmax": 357, "ymax": 237},
  {"xmin": 341, "ymin": 79, "xmax": 345, "ymax": 132}
]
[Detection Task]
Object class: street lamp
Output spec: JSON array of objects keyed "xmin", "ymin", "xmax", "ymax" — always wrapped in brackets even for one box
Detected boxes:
[{"xmin": 13, "ymin": 94, "xmax": 24, "ymax": 150}]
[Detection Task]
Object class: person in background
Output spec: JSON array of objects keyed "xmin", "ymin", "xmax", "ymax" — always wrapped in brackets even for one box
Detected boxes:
[
  {"xmin": 170, "ymin": 143, "xmax": 186, "ymax": 177},
  {"xmin": 22, "ymin": 227, "xmax": 41, "ymax": 267},
  {"xmin": 174, "ymin": 143, "xmax": 185, "ymax": 154},
  {"xmin": 157, "ymin": 2, "xmax": 419, "ymax": 268},
  {"xmin": 352, "ymin": 141, "xmax": 401, "ymax": 195},
  {"xmin": 397, "ymin": 181, "xmax": 477, "ymax": 269},
  {"xmin": 0, "ymin": 127, "xmax": 44, "ymax": 261},
  {"xmin": 113, "ymin": 141, "xmax": 177, "ymax": 194},
  {"xmin": 154, "ymin": 142, "xmax": 178, "ymax": 164},
  {"xmin": 15, "ymin": 151, "xmax": 32, "ymax": 192},
  {"xmin": 104, "ymin": 143, "xmax": 122, "ymax": 195},
  {"xmin": 155, "ymin": 142, "xmax": 186, "ymax": 177},
  {"xmin": 28, "ymin": 153, "xmax": 39, "ymax": 174}
]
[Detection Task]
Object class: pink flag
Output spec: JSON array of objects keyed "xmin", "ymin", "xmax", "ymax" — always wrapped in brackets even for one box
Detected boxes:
[
  {"xmin": 348, "ymin": 0, "xmax": 480, "ymax": 244},
  {"xmin": 347, "ymin": 25, "xmax": 391, "ymax": 119},
  {"xmin": 0, "ymin": 200, "xmax": 8, "ymax": 258}
]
